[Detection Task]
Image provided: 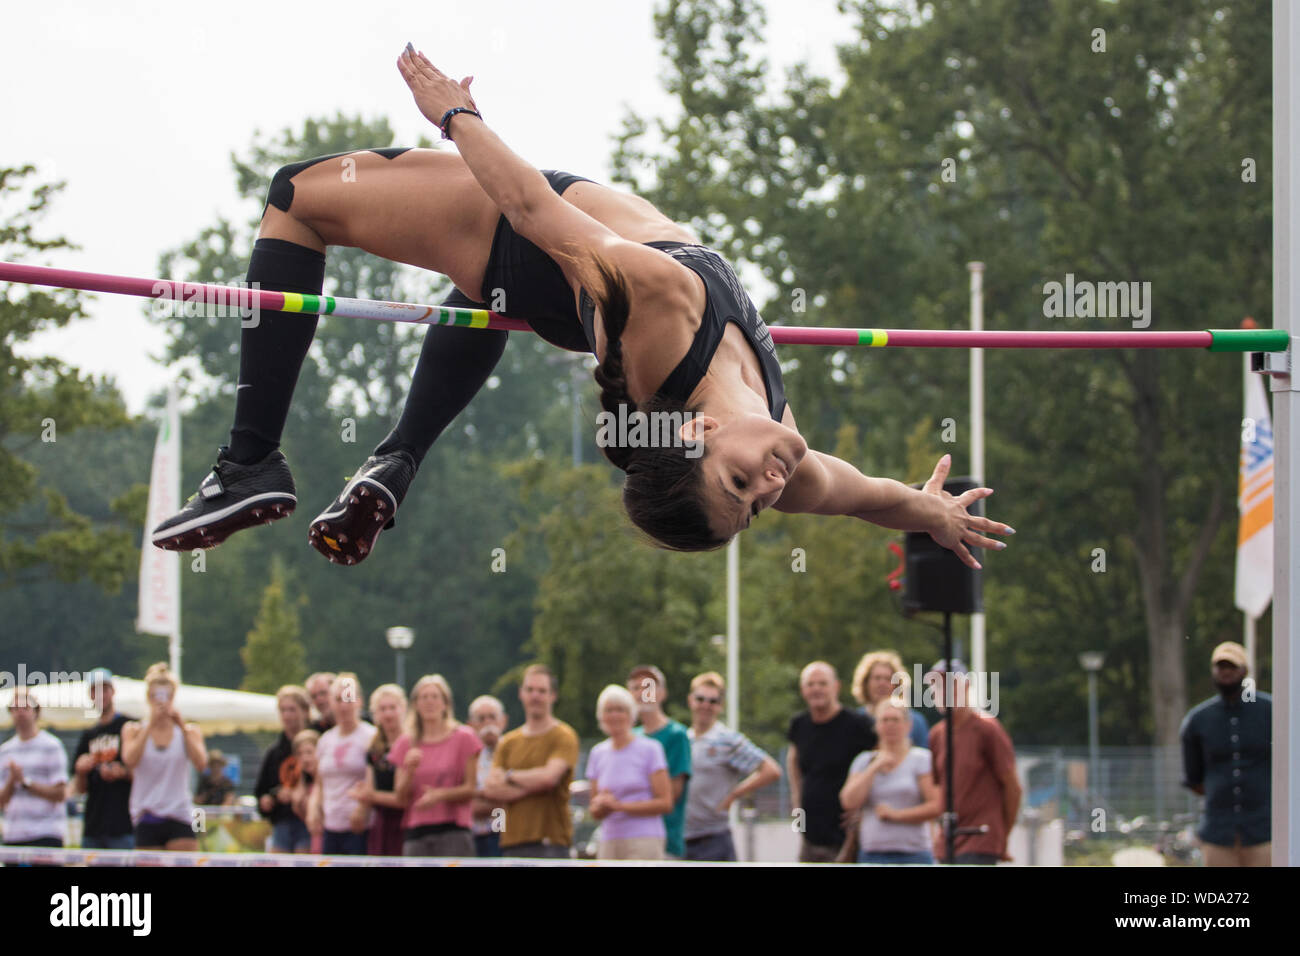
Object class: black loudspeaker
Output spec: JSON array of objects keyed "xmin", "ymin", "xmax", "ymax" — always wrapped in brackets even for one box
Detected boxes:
[{"xmin": 902, "ymin": 476, "xmax": 984, "ymax": 615}]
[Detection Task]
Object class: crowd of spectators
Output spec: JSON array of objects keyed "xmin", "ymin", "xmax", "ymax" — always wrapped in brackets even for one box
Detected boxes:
[{"xmin": 0, "ymin": 642, "xmax": 1272, "ymax": 866}]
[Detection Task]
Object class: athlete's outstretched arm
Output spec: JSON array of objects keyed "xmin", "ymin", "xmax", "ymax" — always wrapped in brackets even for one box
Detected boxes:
[
  {"xmin": 394, "ymin": 48, "xmax": 685, "ymax": 297},
  {"xmin": 774, "ymin": 452, "xmax": 1012, "ymax": 569}
]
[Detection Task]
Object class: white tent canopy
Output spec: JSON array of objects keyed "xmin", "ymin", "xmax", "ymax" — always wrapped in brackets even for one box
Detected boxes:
[{"xmin": 0, "ymin": 677, "xmax": 280, "ymax": 734}]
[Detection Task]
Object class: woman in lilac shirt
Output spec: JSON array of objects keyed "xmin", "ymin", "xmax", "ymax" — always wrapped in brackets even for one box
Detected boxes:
[{"xmin": 586, "ymin": 685, "xmax": 672, "ymax": 860}]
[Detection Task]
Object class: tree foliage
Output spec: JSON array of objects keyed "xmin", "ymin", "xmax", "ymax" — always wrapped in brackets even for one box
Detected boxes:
[
  {"xmin": 240, "ymin": 556, "xmax": 307, "ymax": 693},
  {"xmin": 610, "ymin": 0, "xmax": 1270, "ymax": 760},
  {"xmin": 0, "ymin": 166, "xmax": 142, "ymax": 595}
]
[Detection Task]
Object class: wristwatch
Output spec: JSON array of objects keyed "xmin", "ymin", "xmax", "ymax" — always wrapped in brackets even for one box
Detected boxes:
[{"xmin": 505, "ymin": 769, "xmax": 516, "ymax": 785}]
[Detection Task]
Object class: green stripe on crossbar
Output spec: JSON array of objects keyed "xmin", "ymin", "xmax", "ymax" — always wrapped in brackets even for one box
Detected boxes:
[
  {"xmin": 1207, "ymin": 328, "xmax": 1291, "ymax": 352},
  {"xmin": 857, "ymin": 329, "xmax": 889, "ymax": 346},
  {"xmin": 437, "ymin": 307, "xmax": 490, "ymax": 328}
]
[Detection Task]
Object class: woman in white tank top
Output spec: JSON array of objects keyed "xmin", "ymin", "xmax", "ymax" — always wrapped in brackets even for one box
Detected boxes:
[{"xmin": 121, "ymin": 662, "xmax": 208, "ymax": 850}]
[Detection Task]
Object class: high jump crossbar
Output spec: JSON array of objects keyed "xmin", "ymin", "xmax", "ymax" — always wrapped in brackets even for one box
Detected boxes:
[{"xmin": 0, "ymin": 261, "xmax": 1290, "ymax": 352}]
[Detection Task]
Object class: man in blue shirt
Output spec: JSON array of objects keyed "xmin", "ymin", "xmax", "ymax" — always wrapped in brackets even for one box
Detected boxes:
[{"xmin": 1179, "ymin": 641, "xmax": 1271, "ymax": 867}]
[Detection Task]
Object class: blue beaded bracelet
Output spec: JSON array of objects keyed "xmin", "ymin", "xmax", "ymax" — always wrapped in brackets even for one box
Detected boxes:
[{"xmin": 439, "ymin": 107, "xmax": 482, "ymax": 140}]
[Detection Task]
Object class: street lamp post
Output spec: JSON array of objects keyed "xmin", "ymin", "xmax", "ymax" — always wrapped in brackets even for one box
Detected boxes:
[
  {"xmin": 387, "ymin": 626, "xmax": 414, "ymax": 690},
  {"xmin": 1079, "ymin": 651, "xmax": 1105, "ymax": 806}
]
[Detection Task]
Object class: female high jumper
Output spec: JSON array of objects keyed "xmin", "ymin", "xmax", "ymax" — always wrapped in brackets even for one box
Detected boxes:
[{"xmin": 153, "ymin": 46, "xmax": 1011, "ymax": 567}]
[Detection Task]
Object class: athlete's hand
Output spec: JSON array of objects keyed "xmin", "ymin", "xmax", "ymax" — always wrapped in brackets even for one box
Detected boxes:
[
  {"xmin": 396, "ymin": 45, "xmax": 478, "ymax": 129},
  {"xmin": 921, "ymin": 454, "xmax": 1012, "ymax": 570}
]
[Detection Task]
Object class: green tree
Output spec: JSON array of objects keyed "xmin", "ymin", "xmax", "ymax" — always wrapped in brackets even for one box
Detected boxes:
[
  {"xmin": 240, "ymin": 556, "xmax": 307, "ymax": 693},
  {"xmin": 612, "ymin": 0, "xmax": 1270, "ymax": 775},
  {"xmin": 0, "ymin": 165, "xmax": 143, "ymax": 593}
]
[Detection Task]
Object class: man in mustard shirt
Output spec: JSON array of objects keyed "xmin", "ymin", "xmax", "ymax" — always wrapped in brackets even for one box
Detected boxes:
[{"xmin": 483, "ymin": 664, "xmax": 579, "ymax": 858}]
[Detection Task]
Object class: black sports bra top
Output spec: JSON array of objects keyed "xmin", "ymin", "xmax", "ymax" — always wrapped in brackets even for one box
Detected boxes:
[{"xmin": 578, "ymin": 242, "xmax": 788, "ymax": 421}]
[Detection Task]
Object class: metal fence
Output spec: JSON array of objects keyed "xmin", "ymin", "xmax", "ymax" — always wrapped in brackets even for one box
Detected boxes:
[{"xmin": 1014, "ymin": 746, "xmax": 1203, "ymax": 832}]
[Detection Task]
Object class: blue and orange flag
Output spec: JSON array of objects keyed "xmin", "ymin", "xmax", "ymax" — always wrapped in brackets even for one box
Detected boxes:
[{"xmin": 1234, "ymin": 357, "xmax": 1273, "ymax": 619}]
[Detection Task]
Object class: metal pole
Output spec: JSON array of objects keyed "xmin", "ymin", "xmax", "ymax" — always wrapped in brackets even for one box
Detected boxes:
[
  {"xmin": 1088, "ymin": 670, "xmax": 1100, "ymax": 804},
  {"xmin": 170, "ymin": 385, "xmax": 182, "ymax": 682},
  {"xmin": 396, "ymin": 650, "xmax": 405, "ymax": 692},
  {"xmin": 1273, "ymin": 0, "xmax": 1300, "ymax": 867},
  {"xmin": 726, "ymin": 537, "xmax": 740, "ymax": 732},
  {"xmin": 943, "ymin": 612, "xmax": 956, "ymax": 865},
  {"xmin": 726, "ymin": 537, "xmax": 740, "ymax": 833},
  {"xmin": 1244, "ymin": 614, "xmax": 1256, "ymax": 679},
  {"xmin": 968, "ymin": 262, "xmax": 987, "ymax": 685}
]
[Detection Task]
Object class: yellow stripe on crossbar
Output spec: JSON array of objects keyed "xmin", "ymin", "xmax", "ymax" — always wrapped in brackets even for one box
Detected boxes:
[{"xmin": 280, "ymin": 292, "xmax": 304, "ymax": 313}]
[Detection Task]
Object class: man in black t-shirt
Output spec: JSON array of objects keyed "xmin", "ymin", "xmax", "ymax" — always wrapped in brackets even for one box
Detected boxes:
[
  {"xmin": 786, "ymin": 661, "xmax": 876, "ymax": 862},
  {"xmin": 71, "ymin": 670, "xmax": 135, "ymax": 850}
]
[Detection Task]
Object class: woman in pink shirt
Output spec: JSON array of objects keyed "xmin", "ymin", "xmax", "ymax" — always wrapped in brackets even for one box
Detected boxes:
[{"xmin": 390, "ymin": 674, "xmax": 482, "ymax": 857}]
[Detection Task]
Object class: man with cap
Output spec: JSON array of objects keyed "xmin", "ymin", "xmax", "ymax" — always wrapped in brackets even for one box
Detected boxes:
[
  {"xmin": 925, "ymin": 659, "xmax": 1020, "ymax": 864},
  {"xmin": 71, "ymin": 669, "xmax": 135, "ymax": 850},
  {"xmin": 1179, "ymin": 641, "xmax": 1272, "ymax": 866}
]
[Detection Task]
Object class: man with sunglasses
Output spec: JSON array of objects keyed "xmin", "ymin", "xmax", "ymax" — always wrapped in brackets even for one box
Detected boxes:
[
  {"xmin": 683, "ymin": 671, "xmax": 782, "ymax": 861},
  {"xmin": 0, "ymin": 688, "xmax": 69, "ymax": 851},
  {"xmin": 1180, "ymin": 641, "xmax": 1272, "ymax": 866}
]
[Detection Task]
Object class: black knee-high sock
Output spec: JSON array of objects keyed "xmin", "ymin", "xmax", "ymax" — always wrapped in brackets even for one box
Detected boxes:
[
  {"xmin": 228, "ymin": 238, "xmax": 327, "ymax": 464},
  {"xmin": 373, "ymin": 324, "xmax": 508, "ymax": 466}
]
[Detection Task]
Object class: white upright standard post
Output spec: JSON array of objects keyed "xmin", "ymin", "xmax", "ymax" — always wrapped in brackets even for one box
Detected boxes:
[
  {"xmin": 726, "ymin": 537, "xmax": 741, "ymax": 836},
  {"xmin": 1272, "ymin": 0, "xmax": 1299, "ymax": 868}
]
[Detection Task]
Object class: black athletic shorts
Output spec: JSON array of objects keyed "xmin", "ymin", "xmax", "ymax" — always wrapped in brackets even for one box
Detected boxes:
[
  {"xmin": 441, "ymin": 169, "xmax": 594, "ymax": 353},
  {"xmin": 134, "ymin": 816, "xmax": 195, "ymax": 847}
]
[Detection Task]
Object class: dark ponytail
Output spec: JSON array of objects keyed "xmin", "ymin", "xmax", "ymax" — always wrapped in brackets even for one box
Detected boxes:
[
  {"xmin": 589, "ymin": 255, "xmax": 636, "ymax": 472},
  {"xmin": 585, "ymin": 255, "xmax": 730, "ymax": 553}
]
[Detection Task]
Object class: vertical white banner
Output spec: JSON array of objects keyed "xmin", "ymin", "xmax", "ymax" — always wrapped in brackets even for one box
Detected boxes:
[
  {"xmin": 1234, "ymin": 359, "xmax": 1274, "ymax": 619},
  {"xmin": 137, "ymin": 387, "xmax": 181, "ymax": 657}
]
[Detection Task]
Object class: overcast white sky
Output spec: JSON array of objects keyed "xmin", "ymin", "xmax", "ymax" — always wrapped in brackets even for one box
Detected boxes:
[{"xmin": 3, "ymin": 0, "xmax": 853, "ymax": 414}]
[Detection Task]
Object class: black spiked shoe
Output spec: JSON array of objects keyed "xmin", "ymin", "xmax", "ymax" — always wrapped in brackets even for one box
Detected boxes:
[
  {"xmin": 151, "ymin": 447, "xmax": 296, "ymax": 550},
  {"xmin": 308, "ymin": 450, "xmax": 416, "ymax": 567}
]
